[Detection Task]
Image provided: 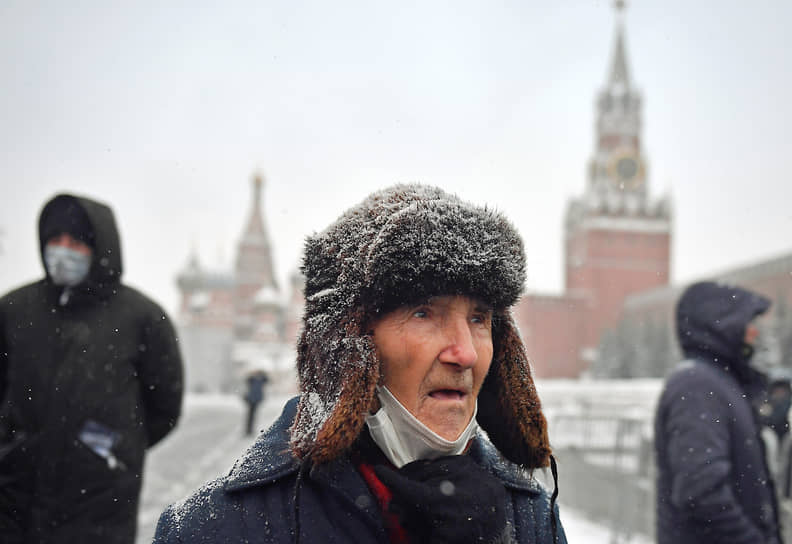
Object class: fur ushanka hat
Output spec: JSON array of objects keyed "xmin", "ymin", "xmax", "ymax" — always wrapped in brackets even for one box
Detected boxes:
[{"xmin": 290, "ymin": 184, "xmax": 551, "ymax": 469}]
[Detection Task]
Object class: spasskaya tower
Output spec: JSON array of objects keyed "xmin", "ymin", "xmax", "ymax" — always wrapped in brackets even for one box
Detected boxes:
[{"xmin": 516, "ymin": 1, "xmax": 672, "ymax": 378}]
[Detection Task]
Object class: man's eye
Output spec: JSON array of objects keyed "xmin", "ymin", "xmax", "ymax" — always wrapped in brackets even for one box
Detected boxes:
[
  {"xmin": 412, "ymin": 309, "xmax": 429, "ymax": 319},
  {"xmin": 471, "ymin": 313, "xmax": 490, "ymax": 325}
]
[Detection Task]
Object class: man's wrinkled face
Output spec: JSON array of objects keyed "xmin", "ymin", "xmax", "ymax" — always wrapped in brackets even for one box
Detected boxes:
[{"xmin": 372, "ymin": 295, "xmax": 494, "ymax": 441}]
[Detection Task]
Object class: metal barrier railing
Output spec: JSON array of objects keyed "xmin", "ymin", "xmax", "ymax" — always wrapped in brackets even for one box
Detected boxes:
[{"xmin": 548, "ymin": 413, "xmax": 655, "ymax": 543}]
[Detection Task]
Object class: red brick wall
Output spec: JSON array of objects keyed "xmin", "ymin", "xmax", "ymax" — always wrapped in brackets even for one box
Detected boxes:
[
  {"xmin": 515, "ymin": 294, "xmax": 590, "ymax": 378},
  {"xmin": 518, "ymin": 223, "xmax": 671, "ymax": 378},
  {"xmin": 568, "ymin": 227, "xmax": 670, "ymax": 347}
]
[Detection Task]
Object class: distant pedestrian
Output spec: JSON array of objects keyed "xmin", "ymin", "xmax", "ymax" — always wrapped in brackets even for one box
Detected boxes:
[
  {"xmin": 242, "ymin": 369, "xmax": 269, "ymax": 436},
  {"xmin": 0, "ymin": 193, "xmax": 184, "ymax": 544},
  {"xmin": 154, "ymin": 184, "xmax": 566, "ymax": 543},
  {"xmin": 654, "ymin": 281, "xmax": 781, "ymax": 544}
]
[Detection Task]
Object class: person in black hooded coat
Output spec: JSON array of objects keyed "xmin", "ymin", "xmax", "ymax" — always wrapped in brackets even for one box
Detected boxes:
[
  {"xmin": 654, "ymin": 281, "xmax": 781, "ymax": 544},
  {"xmin": 0, "ymin": 193, "xmax": 184, "ymax": 544}
]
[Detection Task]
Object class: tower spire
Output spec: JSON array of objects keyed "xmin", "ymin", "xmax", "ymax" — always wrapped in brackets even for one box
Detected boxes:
[
  {"xmin": 235, "ymin": 171, "xmax": 277, "ymax": 289},
  {"xmin": 242, "ymin": 172, "xmax": 265, "ymax": 239},
  {"xmin": 583, "ymin": 0, "xmax": 646, "ymax": 205},
  {"xmin": 608, "ymin": 0, "xmax": 631, "ymax": 89}
]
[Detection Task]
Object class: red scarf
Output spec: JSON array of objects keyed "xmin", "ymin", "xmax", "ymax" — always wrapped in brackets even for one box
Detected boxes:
[{"xmin": 357, "ymin": 462, "xmax": 411, "ymax": 544}]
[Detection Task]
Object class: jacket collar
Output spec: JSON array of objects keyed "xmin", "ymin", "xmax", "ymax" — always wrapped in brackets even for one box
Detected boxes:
[
  {"xmin": 223, "ymin": 396, "xmax": 386, "ymax": 533},
  {"xmin": 224, "ymin": 397, "xmax": 301, "ymax": 492},
  {"xmin": 468, "ymin": 433, "xmax": 543, "ymax": 494},
  {"xmin": 224, "ymin": 396, "xmax": 542, "ymax": 496}
]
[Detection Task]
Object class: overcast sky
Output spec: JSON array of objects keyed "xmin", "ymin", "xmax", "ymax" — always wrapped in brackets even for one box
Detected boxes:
[{"xmin": 2, "ymin": 0, "xmax": 791, "ymax": 317}]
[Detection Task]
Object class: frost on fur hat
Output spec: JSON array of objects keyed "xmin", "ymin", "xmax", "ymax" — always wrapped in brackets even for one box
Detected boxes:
[{"xmin": 290, "ymin": 184, "xmax": 551, "ymax": 468}]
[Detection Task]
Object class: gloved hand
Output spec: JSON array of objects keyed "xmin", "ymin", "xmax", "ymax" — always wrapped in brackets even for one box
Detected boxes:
[{"xmin": 374, "ymin": 455, "xmax": 509, "ymax": 544}]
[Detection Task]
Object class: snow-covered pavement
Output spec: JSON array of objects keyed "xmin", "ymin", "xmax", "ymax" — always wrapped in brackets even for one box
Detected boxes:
[
  {"xmin": 135, "ymin": 394, "xmax": 652, "ymax": 543},
  {"xmin": 561, "ymin": 509, "xmax": 652, "ymax": 543},
  {"xmin": 135, "ymin": 393, "xmax": 282, "ymax": 543}
]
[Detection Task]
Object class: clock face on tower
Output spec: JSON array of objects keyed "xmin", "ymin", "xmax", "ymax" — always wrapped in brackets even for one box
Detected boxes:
[
  {"xmin": 608, "ymin": 151, "xmax": 644, "ymax": 189},
  {"xmin": 617, "ymin": 157, "xmax": 638, "ymax": 180}
]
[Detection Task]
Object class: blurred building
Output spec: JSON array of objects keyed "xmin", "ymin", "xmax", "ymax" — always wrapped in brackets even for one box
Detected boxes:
[
  {"xmin": 518, "ymin": 4, "xmax": 792, "ymax": 379},
  {"xmin": 516, "ymin": 4, "xmax": 672, "ymax": 378},
  {"xmin": 598, "ymin": 252, "xmax": 792, "ymax": 379},
  {"xmin": 175, "ymin": 174, "xmax": 303, "ymax": 393}
]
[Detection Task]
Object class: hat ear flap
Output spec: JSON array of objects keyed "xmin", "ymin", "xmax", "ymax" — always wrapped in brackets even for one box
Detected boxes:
[
  {"xmin": 478, "ymin": 312, "xmax": 551, "ymax": 468},
  {"xmin": 290, "ymin": 307, "xmax": 380, "ymax": 464}
]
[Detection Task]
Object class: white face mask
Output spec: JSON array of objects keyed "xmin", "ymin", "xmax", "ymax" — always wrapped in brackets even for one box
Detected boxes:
[
  {"xmin": 45, "ymin": 245, "xmax": 92, "ymax": 287},
  {"xmin": 365, "ymin": 386, "xmax": 479, "ymax": 468}
]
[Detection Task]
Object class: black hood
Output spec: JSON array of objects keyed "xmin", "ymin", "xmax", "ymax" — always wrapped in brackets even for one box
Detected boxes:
[
  {"xmin": 38, "ymin": 194, "xmax": 123, "ymax": 297},
  {"xmin": 676, "ymin": 281, "xmax": 770, "ymax": 368}
]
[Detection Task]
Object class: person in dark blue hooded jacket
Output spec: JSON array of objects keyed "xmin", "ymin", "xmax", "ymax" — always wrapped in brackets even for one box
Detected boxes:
[
  {"xmin": 654, "ymin": 281, "xmax": 781, "ymax": 544},
  {"xmin": 154, "ymin": 184, "xmax": 566, "ymax": 543}
]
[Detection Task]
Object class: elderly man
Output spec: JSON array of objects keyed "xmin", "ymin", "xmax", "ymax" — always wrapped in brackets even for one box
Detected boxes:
[{"xmin": 154, "ymin": 184, "xmax": 566, "ymax": 543}]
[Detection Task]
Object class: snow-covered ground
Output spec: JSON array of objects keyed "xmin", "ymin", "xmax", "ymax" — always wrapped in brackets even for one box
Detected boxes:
[
  {"xmin": 136, "ymin": 393, "xmax": 651, "ymax": 543},
  {"xmin": 560, "ymin": 507, "xmax": 653, "ymax": 543},
  {"xmin": 136, "ymin": 393, "xmax": 281, "ymax": 543},
  {"xmin": 537, "ymin": 378, "xmax": 663, "ymax": 421}
]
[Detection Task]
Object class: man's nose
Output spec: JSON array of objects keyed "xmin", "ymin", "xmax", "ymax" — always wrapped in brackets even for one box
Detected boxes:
[{"xmin": 438, "ymin": 317, "xmax": 478, "ymax": 368}]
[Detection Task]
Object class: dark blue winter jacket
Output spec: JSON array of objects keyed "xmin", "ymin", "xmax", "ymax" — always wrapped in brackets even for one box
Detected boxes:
[
  {"xmin": 154, "ymin": 397, "xmax": 566, "ymax": 543},
  {"xmin": 654, "ymin": 282, "xmax": 781, "ymax": 544}
]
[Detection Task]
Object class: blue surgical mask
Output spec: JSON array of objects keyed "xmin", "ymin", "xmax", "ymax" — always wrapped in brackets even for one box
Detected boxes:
[{"xmin": 45, "ymin": 245, "xmax": 92, "ymax": 287}]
